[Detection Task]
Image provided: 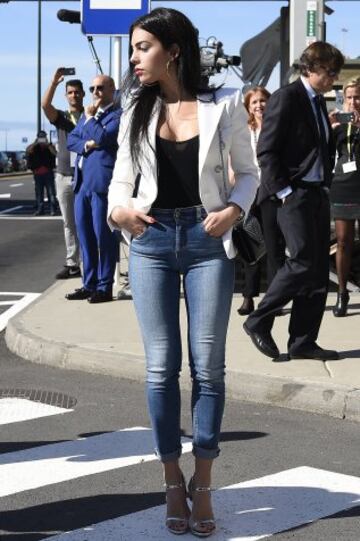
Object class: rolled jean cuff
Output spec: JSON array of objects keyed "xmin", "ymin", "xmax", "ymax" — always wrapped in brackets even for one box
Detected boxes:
[
  {"xmin": 192, "ymin": 445, "xmax": 220, "ymax": 460},
  {"xmin": 155, "ymin": 446, "xmax": 182, "ymax": 463}
]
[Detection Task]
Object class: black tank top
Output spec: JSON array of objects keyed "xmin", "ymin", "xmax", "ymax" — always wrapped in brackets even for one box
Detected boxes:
[{"xmin": 152, "ymin": 135, "xmax": 201, "ymax": 209}]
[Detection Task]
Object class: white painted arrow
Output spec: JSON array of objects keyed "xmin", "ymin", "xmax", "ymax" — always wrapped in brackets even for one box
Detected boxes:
[{"xmin": 48, "ymin": 466, "xmax": 360, "ymax": 540}]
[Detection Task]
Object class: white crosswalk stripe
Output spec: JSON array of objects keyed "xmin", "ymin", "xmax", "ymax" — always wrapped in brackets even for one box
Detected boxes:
[
  {"xmin": 47, "ymin": 466, "xmax": 360, "ymax": 541},
  {"xmin": 0, "ymin": 398, "xmax": 72, "ymax": 426},
  {"xmin": 0, "ymin": 292, "xmax": 40, "ymax": 331},
  {"xmin": 0, "ymin": 427, "xmax": 192, "ymax": 498}
]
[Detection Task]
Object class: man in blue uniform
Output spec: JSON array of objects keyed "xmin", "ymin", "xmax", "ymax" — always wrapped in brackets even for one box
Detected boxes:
[{"xmin": 66, "ymin": 75, "xmax": 121, "ymax": 303}]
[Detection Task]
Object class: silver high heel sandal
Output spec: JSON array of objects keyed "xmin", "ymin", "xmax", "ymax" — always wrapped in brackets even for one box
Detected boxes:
[
  {"xmin": 164, "ymin": 475, "xmax": 189, "ymax": 535},
  {"xmin": 188, "ymin": 476, "xmax": 216, "ymax": 538}
]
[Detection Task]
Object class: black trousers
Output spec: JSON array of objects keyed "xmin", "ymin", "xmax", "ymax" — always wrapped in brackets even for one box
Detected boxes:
[
  {"xmin": 242, "ymin": 198, "xmax": 285, "ymax": 298},
  {"xmin": 246, "ymin": 186, "xmax": 330, "ymax": 353},
  {"xmin": 260, "ymin": 197, "xmax": 286, "ymax": 284}
]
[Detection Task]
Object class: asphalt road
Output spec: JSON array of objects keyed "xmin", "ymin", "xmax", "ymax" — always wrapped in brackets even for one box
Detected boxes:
[
  {"xmin": 1, "ymin": 172, "xmax": 360, "ymax": 540},
  {"xmin": 0, "ymin": 172, "xmax": 65, "ymax": 293},
  {"xmin": 1, "ymin": 339, "xmax": 360, "ymax": 541}
]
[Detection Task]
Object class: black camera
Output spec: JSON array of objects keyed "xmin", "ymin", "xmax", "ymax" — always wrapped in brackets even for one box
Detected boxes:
[
  {"xmin": 200, "ymin": 37, "xmax": 241, "ymax": 82},
  {"xmin": 62, "ymin": 67, "xmax": 76, "ymax": 76},
  {"xmin": 335, "ymin": 112, "xmax": 355, "ymax": 124}
]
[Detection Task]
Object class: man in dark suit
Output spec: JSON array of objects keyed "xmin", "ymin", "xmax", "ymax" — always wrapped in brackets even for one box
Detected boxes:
[
  {"xmin": 66, "ymin": 75, "xmax": 121, "ymax": 303},
  {"xmin": 244, "ymin": 41, "xmax": 344, "ymax": 360}
]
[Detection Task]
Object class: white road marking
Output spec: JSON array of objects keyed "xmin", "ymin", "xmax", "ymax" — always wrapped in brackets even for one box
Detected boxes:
[
  {"xmin": 1, "ymin": 291, "xmax": 39, "ymax": 296},
  {"xmin": 0, "ymin": 193, "xmax": 11, "ymax": 198},
  {"xmin": 0, "ymin": 398, "xmax": 72, "ymax": 426},
  {"xmin": 0, "ymin": 292, "xmax": 40, "ymax": 332},
  {"xmin": 0, "ymin": 215, "xmax": 62, "ymax": 220},
  {"xmin": 0, "ymin": 427, "xmax": 192, "ymax": 498},
  {"xmin": 0, "ymin": 301, "xmax": 14, "ymax": 306},
  {"xmin": 48, "ymin": 466, "xmax": 360, "ymax": 540},
  {"xmin": 9, "ymin": 183, "xmax": 24, "ymax": 187},
  {"xmin": 0, "ymin": 205, "xmax": 24, "ymax": 214}
]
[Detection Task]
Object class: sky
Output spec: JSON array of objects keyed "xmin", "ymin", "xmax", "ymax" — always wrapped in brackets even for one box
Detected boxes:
[{"xmin": 0, "ymin": 0, "xmax": 360, "ymax": 150}]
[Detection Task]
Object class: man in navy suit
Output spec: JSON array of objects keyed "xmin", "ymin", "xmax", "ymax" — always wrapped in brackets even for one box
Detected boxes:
[{"xmin": 66, "ymin": 75, "xmax": 121, "ymax": 303}]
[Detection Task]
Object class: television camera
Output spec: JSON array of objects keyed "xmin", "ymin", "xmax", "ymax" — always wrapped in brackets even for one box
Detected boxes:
[{"xmin": 200, "ymin": 37, "xmax": 241, "ymax": 84}]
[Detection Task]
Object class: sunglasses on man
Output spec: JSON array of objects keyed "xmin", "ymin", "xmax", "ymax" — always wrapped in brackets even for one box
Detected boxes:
[{"xmin": 89, "ymin": 85, "xmax": 104, "ymax": 93}]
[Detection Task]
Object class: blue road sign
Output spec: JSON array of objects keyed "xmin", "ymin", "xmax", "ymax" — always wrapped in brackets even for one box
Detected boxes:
[{"xmin": 82, "ymin": 0, "xmax": 150, "ymax": 36}]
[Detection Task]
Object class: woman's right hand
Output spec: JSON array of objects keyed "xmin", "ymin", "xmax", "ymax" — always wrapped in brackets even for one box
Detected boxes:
[
  {"xmin": 110, "ymin": 206, "xmax": 156, "ymax": 238},
  {"xmin": 328, "ymin": 109, "xmax": 340, "ymax": 128}
]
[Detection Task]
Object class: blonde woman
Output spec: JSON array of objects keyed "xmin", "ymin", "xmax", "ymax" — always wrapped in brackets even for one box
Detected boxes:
[{"xmin": 331, "ymin": 76, "xmax": 360, "ymax": 316}]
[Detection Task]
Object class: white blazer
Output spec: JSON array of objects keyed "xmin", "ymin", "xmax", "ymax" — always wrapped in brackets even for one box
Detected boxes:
[{"xmin": 108, "ymin": 87, "xmax": 259, "ymax": 258}]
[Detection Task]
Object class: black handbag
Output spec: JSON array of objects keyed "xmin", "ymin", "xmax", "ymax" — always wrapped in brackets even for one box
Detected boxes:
[
  {"xmin": 216, "ymin": 115, "xmax": 266, "ymax": 266},
  {"xmin": 232, "ymin": 212, "xmax": 266, "ymax": 266}
]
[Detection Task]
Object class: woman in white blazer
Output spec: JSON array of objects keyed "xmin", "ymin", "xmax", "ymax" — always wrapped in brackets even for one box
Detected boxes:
[{"xmin": 108, "ymin": 8, "xmax": 258, "ymax": 537}]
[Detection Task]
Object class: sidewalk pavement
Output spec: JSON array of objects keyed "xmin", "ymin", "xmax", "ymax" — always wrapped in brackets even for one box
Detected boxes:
[{"xmin": 5, "ymin": 280, "xmax": 360, "ymax": 422}]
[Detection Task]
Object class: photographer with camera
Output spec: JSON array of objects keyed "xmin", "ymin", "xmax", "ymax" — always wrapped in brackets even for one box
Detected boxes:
[
  {"xmin": 42, "ymin": 67, "xmax": 85, "ymax": 279},
  {"xmin": 26, "ymin": 131, "xmax": 57, "ymax": 216},
  {"xmin": 329, "ymin": 76, "xmax": 360, "ymax": 316}
]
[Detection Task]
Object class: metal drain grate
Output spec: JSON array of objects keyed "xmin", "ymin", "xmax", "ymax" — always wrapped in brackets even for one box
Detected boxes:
[{"xmin": 0, "ymin": 389, "xmax": 77, "ymax": 409}]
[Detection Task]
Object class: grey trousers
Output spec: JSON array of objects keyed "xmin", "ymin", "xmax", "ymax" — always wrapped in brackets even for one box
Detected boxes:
[{"xmin": 55, "ymin": 173, "xmax": 80, "ymax": 267}]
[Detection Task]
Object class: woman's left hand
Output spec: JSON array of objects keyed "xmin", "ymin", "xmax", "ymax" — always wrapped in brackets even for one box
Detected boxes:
[{"xmin": 203, "ymin": 204, "xmax": 242, "ymax": 237}]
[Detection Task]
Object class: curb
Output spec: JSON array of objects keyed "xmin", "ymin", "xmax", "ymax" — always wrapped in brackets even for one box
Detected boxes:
[
  {"xmin": 5, "ymin": 286, "xmax": 360, "ymax": 423},
  {"xmin": 0, "ymin": 171, "xmax": 31, "ymax": 180}
]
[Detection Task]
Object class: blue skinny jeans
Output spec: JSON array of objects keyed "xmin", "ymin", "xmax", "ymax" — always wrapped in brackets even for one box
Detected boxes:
[{"xmin": 129, "ymin": 206, "xmax": 235, "ymax": 462}]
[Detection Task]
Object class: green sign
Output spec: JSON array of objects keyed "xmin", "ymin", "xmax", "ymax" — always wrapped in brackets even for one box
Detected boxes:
[{"xmin": 307, "ymin": 10, "xmax": 316, "ymax": 37}]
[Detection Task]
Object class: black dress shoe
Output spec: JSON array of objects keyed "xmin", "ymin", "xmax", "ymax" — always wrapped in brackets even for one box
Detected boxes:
[
  {"xmin": 55, "ymin": 265, "xmax": 81, "ymax": 280},
  {"xmin": 65, "ymin": 287, "xmax": 92, "ymax": 300},
  {"xmin": 289, "ymin": 345, "xmax": 339, "ymax": 361},
  {"xmin": 237, "ymin": 297, "xmax": 255, "ymax": 316},
  {"xmin": 243, "ymin": 322, "xmax": 280, "ymax": 358},
  {"xmin": 87, "ymin": 290, "xmax": 113, "ymax": 304},
  {"xmin": 333, "ymin": 290, "xmax": 349, "ymax": 317}
]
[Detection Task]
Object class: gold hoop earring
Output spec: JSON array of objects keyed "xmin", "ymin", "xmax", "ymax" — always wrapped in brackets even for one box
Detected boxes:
[{"xmin": 166, "ymin": 59, "xmax": 171, "ymax": 76}]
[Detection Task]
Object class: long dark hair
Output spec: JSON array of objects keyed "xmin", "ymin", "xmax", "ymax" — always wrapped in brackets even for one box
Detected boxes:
[{"xmin": 122, "ymin": 7, "xmax": 202, "ymax": 171}]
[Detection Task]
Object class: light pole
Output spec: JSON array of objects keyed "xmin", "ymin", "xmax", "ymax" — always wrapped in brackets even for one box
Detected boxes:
[
  {"xmin": 341, "ymin": 28, "xmax": 348, "ymax": 58},
  {"xmin": 37, "ymin": 0, "xmax": 41, "ymax": 135},
  {"xmin": 0, "ymin": 0, "xmax": 78, "ymax": 135}
]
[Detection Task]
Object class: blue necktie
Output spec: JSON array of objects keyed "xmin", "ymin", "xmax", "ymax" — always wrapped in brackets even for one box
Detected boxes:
[{"xmin": 313, "ymin": 95, "xmax": 331, "ymax": 184}]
